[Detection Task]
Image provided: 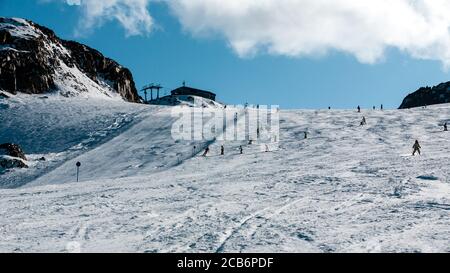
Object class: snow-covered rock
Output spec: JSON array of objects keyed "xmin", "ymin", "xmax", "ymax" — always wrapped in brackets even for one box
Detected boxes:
[
  {"xmin": 0, "ymin": 155, "xmax": 28, "ymax": 171},
  {"xmin": 0, "ymin": 143, "xmax": 27, "ymax": 160},
  {"xmin": 400, "ymin": 81, "xmax": 450, "ymax": 109},
  {"xmin": 0, "ymin": 17, "xmax": 140, "ymax": 102}
]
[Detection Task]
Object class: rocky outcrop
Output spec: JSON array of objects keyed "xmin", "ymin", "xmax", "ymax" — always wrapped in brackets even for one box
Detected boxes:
[
  {"xmin": 0, "ymin": 17, "xmax": 140, "ymax": 102},
  {"xmin": 0, "ymin": 156, "xmax": 28, "ymax": 170},
  {"xmin": 0, "ymin": 143, "xmax": 28, "ymax": 170},
  {"xmin": 399, "ymin": 82, "xmax": 450, "ymax": 109},
  {"xmin": 0, "ymin": 143, "xmax": 27, "ymax": 160}
]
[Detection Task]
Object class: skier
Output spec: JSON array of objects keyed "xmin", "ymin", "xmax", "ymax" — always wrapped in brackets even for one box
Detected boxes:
[
  {"xmin": 328, "ymin": 106, "xmax": 331, "ymax": 110},
  {"xmin": 360, "ymin": 116, "xmax": 367, "ymax": 126},
  {"xmin": 304, "ymin": 131, "xmax": 308, "ymax": 139},
  {"xmin": 193, "ymin": 145, "xmax": 197, "ymax": 156},
  {"xmin": 444, "ymin": 122, "xmax": 448, "ymax": 131},
  {"xmin": 221, "ymin": 145, "xmax": 224, "ymax": 155},
  {"xmin": 248, "ymin": 139, "xmax": 253, "ymax": 145},
  {"xmin": 265, "ymin": 144, "xmax": 269, "ymax": 152},
  {"xmin": 239, "ymin": 145, "xmax": 243, "ymax": 154},
  {"xmin": 234, "ymin": 113, "xmax": 238, "ymax": 122},
  {"xmin": 202, "ymin": 146, "xmax": 210, "ymax": 157},
  {"xmin": 381, "ymin": 104, "xmax": 383, "ymax": 110},
  {"xmin": 412, "ymin": 140, "xmax": 421, "ymax": 156},
  {"xmin": 373, "ymin": 106, "xmax": 376, "ymax": 110},
  {"xmin": 357, "ymin": 105, "xmax": 361, "ymax": 113}
]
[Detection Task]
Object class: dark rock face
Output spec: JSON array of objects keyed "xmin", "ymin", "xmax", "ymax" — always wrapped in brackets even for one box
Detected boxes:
[
  {"xmin": 0, "ymin": 17, "xmax": 140, "ymax": 103},
  {"xmin": 62, "ymin": 41, "xmax": 140, "ymax": 102},
  {"xmin": 0, "ymin": 157, "xmax": 28, "ymax": 170},
  {"xmin": 399, "ymin": 82, "xmax": 450, "ymax": 109},
  {"xmin": 0, "ymin": 143, "xmax": 27, "ymax": 160}
]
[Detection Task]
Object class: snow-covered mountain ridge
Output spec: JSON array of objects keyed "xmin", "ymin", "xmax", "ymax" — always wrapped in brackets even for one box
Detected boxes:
[{"xmin": 0, "ymin": 17, "xmax": 140, "ymax": 102}]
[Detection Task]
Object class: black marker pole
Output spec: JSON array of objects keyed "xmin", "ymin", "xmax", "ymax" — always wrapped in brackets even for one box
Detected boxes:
[{"xmin": 76, "ymin": 161, "xmax": 81, "ymax": 182}]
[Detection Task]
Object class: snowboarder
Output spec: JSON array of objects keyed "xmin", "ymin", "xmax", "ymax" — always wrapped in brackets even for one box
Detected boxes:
[
  {"xmin": 360, "ymin": 116, "xmax": 367, "ymax": 126},
  {"xmin": 357, "ymin": 105, "xmax": 361, "ymax": 113},
  {"xmin": 239, "ymin": 145, "xmax": 243, "ymax": 154},
  {"xmin": 202, "ymin": 146, "xmax": 210, "ymax": 157},
  {"xmin": 444, "ymin": 122, "xmax": 448, "ymax": 131},
  {"xmin": 221, "ymin": 145, "xmax": 224, "ymax": 155},
  {"xmin": 412, "ymin": 140, "xmax": 421, "ymax": 156}
]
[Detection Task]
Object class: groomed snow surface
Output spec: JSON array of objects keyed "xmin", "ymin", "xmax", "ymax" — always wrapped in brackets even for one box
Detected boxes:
[{"xmin": 0, "ymin": 94, "xmax": 449, "ymax": 253}]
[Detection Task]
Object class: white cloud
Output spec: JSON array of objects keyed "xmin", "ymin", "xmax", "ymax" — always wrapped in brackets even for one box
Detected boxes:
[
  {"xmin": 168, "ymin": 0, "xmax": 450, "ymax": 67},
  {"xmin": 60, "ymin": 0, "xmax": 154, "ymax": 36},
  {"xmin": 55, "ymin": 0, "xmax": 450, "ymax": 67}
]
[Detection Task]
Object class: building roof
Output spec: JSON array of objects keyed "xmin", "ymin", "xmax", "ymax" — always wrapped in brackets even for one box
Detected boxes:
[{"xmin": 171, "ymin": 86, "xmax": 216, "ymax": 96}]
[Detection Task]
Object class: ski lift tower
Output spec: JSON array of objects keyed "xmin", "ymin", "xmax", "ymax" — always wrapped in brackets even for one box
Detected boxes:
[{"xmin": 141, "ymin": 84, "xmax": 163, "ymax": 103}]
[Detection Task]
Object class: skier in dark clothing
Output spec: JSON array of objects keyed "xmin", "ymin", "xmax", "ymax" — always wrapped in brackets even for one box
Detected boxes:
[
  {"xmin": 202, "ymin": 146, "xmax": 210, "ymax": 157},
  {"xmin": 357, "ymin": 105, "xmax": 361, "ymax": 113},
  {"xmin": 221, "ymin": 145, "xmax": 224, "ymax": 155},
  {"xmin": 381, "ymin": 104, "xmax": 383, "ymax": 110},
  {"xmin": 360, "ymin": 116, "xmax": 367, "ymax": 126},
  {"xmin": 412, "ymin": 140, "xmax": 421, "ymax": 156},
  {"xmin": 304, "ymin": 131, "xmax": 308, "ymax": 139},
  {"xmin": 248, "ymin": 140, "xmax": 253, "ymax": 145},
  {"xmin": 239, "ymin": 145, "xmax": 243, "ymax": 154},
  {"xmin": 444, "ymin": 122, "xmax": 448, "ymax": 131}
]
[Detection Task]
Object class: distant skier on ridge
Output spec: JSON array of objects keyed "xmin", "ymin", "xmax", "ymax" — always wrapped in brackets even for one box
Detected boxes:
[
  {"xmin": 444, "ymin": 122, "xmax": 448, "ymax": 131},
  {"xmin": 221, "ymin": 145, "xmax": 224, "ymax": 156},
  {"xmin": 357, "ymin": 105, "xmax": 361, "ymax": 113},
  {"xmin": 412, "ymin": 140, "xmax": 421, "ymax": 156}
]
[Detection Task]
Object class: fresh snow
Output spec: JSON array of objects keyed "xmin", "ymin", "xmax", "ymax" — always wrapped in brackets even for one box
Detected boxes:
[{"xmin": 0, "ymin": 94, "xmax": 449, "ymax": 253}]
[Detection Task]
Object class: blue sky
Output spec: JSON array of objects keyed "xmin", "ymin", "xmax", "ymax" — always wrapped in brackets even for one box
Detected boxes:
[{"xmin": 2, "ymin": 0, "xmax": 450, "ymax": 109}]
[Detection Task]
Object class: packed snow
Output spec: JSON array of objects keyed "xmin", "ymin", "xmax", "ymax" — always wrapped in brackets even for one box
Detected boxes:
[{"xmin": 0, "ymin": 93, "xmax": 449, "ymax": 253}]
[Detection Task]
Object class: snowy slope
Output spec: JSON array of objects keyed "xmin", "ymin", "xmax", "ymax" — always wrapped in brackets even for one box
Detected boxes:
[{"xmin": 0, "ymin": 95, "xmax": 449, "ymax": 253}]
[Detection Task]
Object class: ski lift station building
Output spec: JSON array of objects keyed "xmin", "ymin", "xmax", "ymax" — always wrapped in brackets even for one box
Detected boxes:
[{"xmin": 171, "ymin": 86, "xmax": 216, "ymax": 101}]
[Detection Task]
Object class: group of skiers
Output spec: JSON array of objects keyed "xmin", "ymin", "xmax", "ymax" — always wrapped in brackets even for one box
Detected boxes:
[
  {"xmin": 356, "ymin": 106, "xmax": 448, "ymax": 156},
  {"xmin": 201, "ymin": 144, "xmax": 245, "ymax": 157},
  {"xmin": 196, "ymin": 105, "xmax": 448, "ymax": 158}
]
